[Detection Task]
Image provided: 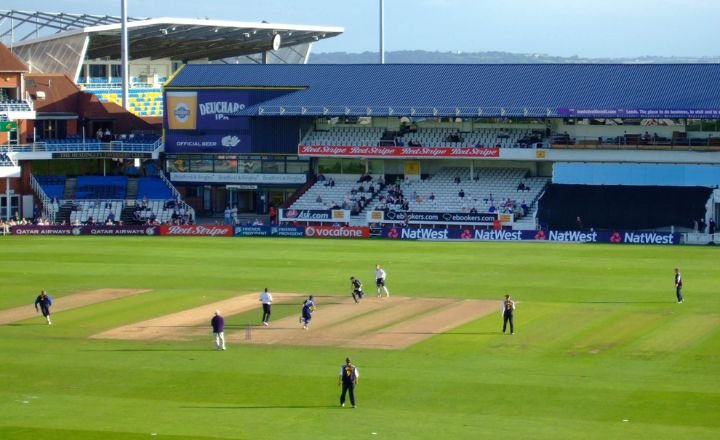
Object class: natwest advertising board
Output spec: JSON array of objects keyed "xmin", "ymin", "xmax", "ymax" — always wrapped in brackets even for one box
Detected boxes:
[
  {"xmin": 304, "ymin": 226, "xmax": 370, "ymax": 238},
  {"xmin": 160, "ymin": 225, "xmax": 233, "ymax": 236},
  {"xmin": 298, "ymin": 145, "xmax": 500, "ymax": 158}
]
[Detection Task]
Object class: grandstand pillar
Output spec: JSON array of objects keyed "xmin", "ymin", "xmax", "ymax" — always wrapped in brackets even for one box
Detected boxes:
[
  {"xmin": 4, "ymin": 178, "xmax": 9, "ymax": 221},
  {"xmin": 120, "ymin": 0, "xmax": 130, "ymax": 110},
  {"xmin": 262, "ymin": 51, "xmax": 268, "ymax": 64}
]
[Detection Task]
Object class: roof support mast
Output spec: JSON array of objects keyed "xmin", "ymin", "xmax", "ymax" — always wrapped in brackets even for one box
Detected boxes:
[
  {"xmin": 121, "ymin": 0, "xmax": 129, "ymax": 110},
  {"xmin": 379, "ymin": 0, "xmax": 385, "ymax": 64}
]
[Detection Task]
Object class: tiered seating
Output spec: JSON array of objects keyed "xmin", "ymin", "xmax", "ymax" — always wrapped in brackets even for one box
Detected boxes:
[
  {"xmin": 137, "ymin": 177, "xmax": 173, "ymax": 200},
  {"xmin": 134, "ymin": 200, "xmax": 188, "ymax": 224},
  {"xmin": 69, "ymin": 200, "xmax": 123, "ymax": 224},
  {"xmin": 302, "ymin": 127, "xmax": 384, "ymax": 147},
  {"xmin": 75, "ymin": 176, "xmax": 128, "ymax": 199},
  {"xmin": 85, "ymin": 87, "xmax": 164, "ymax": 116},
  {"xmin": 35, "ymin": 176, "xmax": 66, "ymax": 200},
  {"xmin": 289, "ymin": 174, "xmax": 378, "ymax": 211},
  {"xmin": 404, "ymin": 128, "xmax": 536, "ymax": 148},
  {"xmin": 301, "ymin": 126, "xmax": 541, "ymax": 148},
  {"xmin": 370, "ymin": 167, "xmax": 549, "ymax": 219},
  {"xmin": 0, "ymin": 99, "xmax": 32, "ymax": 112}
]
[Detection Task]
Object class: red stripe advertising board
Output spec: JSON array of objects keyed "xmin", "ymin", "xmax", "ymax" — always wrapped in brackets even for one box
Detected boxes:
[
  {"xmin": 298, "ymin": 145, "xmax": 500, "ymax": 158},
  {"xmin": 160, "ymin": 225, "xmax": 233, "ymax": 236}
]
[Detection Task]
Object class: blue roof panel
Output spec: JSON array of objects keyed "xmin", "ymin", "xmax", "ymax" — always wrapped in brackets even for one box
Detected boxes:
[{"xmin": 165, "ymin": 64, "xmax": 720, "ymax": 118}]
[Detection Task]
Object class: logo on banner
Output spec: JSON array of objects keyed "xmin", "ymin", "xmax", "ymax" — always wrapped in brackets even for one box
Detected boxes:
[
  {"xmin": 305, "ymin": 226, "xmax": 368, "ymax": 238},
  {"xmin": 460, "ymin": 229, "xmax": 473, "ymax": 239},
  {"xmin": 387, "ymin": 228, "xmax": 400, "ymax": 239},
  {"xmin": 610, "ymin": 232, "xmax": 623, "ymax": 243},
  {"xmin": 284, "ymin": 209, "xmax": 300, "ymax": 219},
  {"xmin": 167, "ymin": 92, "xmax": 198, "ymax": 130},
  {"xmin": 221, "ymin": 135, "xmax": 241, "ymax": 147},
  {"xmin": 534, "ymin": 230, "xmax": 547, "ymax": 240}
]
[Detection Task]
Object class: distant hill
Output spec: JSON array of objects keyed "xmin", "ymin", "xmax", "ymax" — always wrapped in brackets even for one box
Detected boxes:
[{"xmin": 309, "ymin": 50, "xmax": 720, "ymax": 64}]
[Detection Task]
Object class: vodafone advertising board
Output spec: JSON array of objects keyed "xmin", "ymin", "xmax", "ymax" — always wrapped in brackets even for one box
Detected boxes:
[
  {"xmin": 304, "ymin": 226, "xmax": 369, "ymax": 238},
  {"xmin": 160, "ymin": 225, "xmax": 233, "ymax": 236}
]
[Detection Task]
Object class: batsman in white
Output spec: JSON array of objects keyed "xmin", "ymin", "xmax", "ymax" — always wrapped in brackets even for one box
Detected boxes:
[{"xmin": 375, "ymin": 264, "xmax": 390, "ymax": 298}]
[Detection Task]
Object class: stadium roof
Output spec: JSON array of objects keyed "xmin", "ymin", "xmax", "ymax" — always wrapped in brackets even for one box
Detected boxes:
[
  {"xmin": 0, "ymin": 10, "xmax": 343, "ymax": 75},
  {"xmin": 165, "ymin": 64, "xmax": 720, "ymax": 119}
]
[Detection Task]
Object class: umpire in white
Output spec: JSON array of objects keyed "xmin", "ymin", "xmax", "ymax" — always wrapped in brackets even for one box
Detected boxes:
[
  {"xmin": 375, "ymin": 264, "xmax": 390, "ymax": 297},
  {"xmin": 260, "ymin": 288, "xmax": 273, "ymax": 325}
]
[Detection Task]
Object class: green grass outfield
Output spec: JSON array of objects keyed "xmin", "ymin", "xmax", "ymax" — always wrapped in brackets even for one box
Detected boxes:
[{"xmin": 0, "ymin": 236, "xmax": 718, "ymax": 440}]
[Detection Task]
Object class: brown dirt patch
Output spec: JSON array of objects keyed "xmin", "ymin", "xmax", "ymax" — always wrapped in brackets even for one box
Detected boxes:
[
  {"xmin": 230, "ymin": 296, "xmax": 497, "ymax": 350},
  {"xmin": 92, "ymin": 294, "xmax": 498, "ymax": 350},
  {"xmin": 92, "ymin": 293, "xmax": 303, "ymax": 341},
  {"xmin": 347, "ymin": 299, "xmax": 498, "ymax": 349},
  {"xmin": 0, "ymin": 289, "xmax": 150, "ymax": 325}
]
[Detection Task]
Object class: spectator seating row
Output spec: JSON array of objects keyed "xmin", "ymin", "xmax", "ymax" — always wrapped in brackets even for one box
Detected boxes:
[
  {"xmin": 89, "ymin": 88, "xmax": 163, "ymax": 117},
  {"xmin": 0, "ymin": 99, "xmax": 32, "ymax": 112},
  {"xmin": 302, "ymin": 127, "xmax": 385, "ymax": 147},
  {"xmin": 35, "ymin": 176, "xmax": 66, "ymax": 200},
  {"xmin": 137, "ymin": 177, "xmax": 174, "ymax": 200},
  {"xmin": 365, "ymin": 167, "xmax": 549, "ymax": 219},
  {"xmin": 288, "ymin": 174, "xmax": 378, "ymax": 211},
  {"xmin": 301, "ymin": 126, "xmax": 540, "ymax": 148},
  {"xmin": 134, "ymin": 200, "xmax": 189, "ymax": 224},
  {"xmin": 69, "ymin": 200, "xmax": 123, "ymax": 224},
  {"xmin": 76, "ymin": 176, "xmax": 128, "ymax": 199}
]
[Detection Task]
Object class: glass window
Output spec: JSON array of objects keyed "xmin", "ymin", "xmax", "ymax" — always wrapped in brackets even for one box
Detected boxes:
[
  {"xmin": 215, "ymin": 157, "xmax": 238, "ymax": 173},
  {"xmin": 167, "ymin": 158, "xmax": 189, "ymax": 173},
  {"xmin": 89, "ymin": 64, "xmax": 107, "ymax": 79},
  {"xmin": 190, "ymin": 158, "xmax": 214, "ymax": 172},
  {"xmin": 342, "ymin": 159, "xmax": 365, "ymax": 174},
  {"xmin": 286, "ymin": 161, "xmax": 309, "ymax": 174},
  {"xmin": 367, "ymin": 159, "xmax": 384, "ymax": 175},
  {"xmin": 318, "ymin": 158, "xmax": 341, "ymax": 174},
  {"xmin": 262, "ymin": 161, "xmax": 285, "ymax": 173},
  {"xmin": 238, "ymin": 159, "xmax": 260, "ymax": 173}
]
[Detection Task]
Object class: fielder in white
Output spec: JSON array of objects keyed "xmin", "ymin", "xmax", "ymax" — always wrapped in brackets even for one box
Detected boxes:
[{"xmin": 375, "ymin": 264, "xmax": 390, "ymax": 297}]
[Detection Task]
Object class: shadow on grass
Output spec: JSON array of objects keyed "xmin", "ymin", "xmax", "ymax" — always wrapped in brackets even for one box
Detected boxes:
[
  {"xmin": 80, "ymin": 348, "xmax": 211, "ymax": 352},
  {"xmin": 180, "ymin": 404, "xmax": 338, "ymax": 410},
  {"xmin": 574, "ymin": 301, "xmax": 675, "ymax": 304}
]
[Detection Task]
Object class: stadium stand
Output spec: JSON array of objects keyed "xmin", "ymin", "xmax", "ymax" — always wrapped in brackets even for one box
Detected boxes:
[
  {"xmin": 35, "ymin": 176, "xmax": 66, "ymax": 200},
  {"xmin": 1, "ymin": 152, "xmax": 15, "ymax": 166},
  {"xmin": 84, "ymin": 87, "xmax": 164, "ymax": 117},
  {"xmin": 0, "ymin": 99, "xmax": 32, "ymax": 112},
  {"xmin": 69, "ymin": 200, "xmax": 123, "ymax": 225},
  {"xmin": 301, "ymin": 126, "xmax": 542, "ymax": 148},
  {"xmin": 75, "ymin": 176, "xmax": 128, "ymax": 199},
  {"xmin": 367, "ymin": 168, "xmax": 548, "ymax": 219},
  {"xmin": 288, "ymin": 174, "xmax": 376, "ymax": 212},
  {"xmin": 137, "ymin": 176, "xmax": 174, "ymax": 200}
]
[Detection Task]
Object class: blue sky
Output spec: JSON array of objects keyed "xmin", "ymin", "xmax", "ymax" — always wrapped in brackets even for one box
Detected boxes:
[{"xmin": 4, "ymin": 0, "xmax": 720, "ymax": 57}]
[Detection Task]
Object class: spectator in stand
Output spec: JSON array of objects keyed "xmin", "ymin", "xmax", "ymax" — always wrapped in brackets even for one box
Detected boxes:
[
  {"xmin": 232, "ymin": 205, "xmax": 238, "ymax": 225},
  {"xmin": 521, "ymin": 201, "xmax": 529, "ymax": 217},
  {"xmin": 709, "ymin": 219, "xmax": 716, "ymax": 234},
  {"xmin": 103, "ymin": 128, "xmax": 112, "ymax": 142},
  {"xmin": 318, "ymin": 173, "xmax": 326, "ymax": 182},
  {"xmin": 316, "ymin": 195, "xmax": 323, "ymax": 204},
  {"xmin": 489, "ymin": 205, "xmax": 496, "ymax": 213},
  {"xmin": 458, "ymin": 189, "xmax": 465, "ymax": 199},
  {"xmin": 454, "ymin": 175, "xmax": 461, "ymax": 184},
  {"xmin": 96, "ymin": 128, "xmax": 103, "ymax": 140},
  {"xmin": 517, "ymin": 181, "xmax": 527, "ymax": 192},
  {"xmin": 576, "ymin": 216, "xmax": 584, "ymax": 230}
]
